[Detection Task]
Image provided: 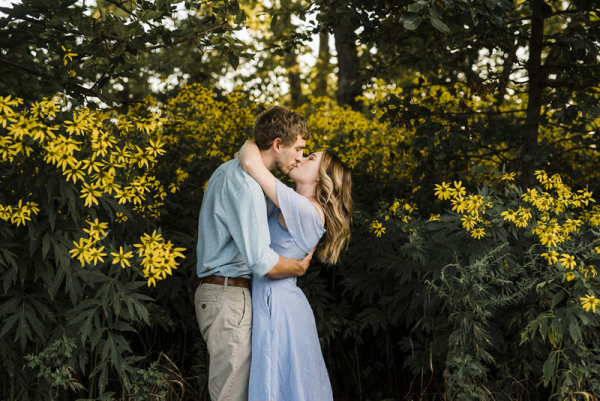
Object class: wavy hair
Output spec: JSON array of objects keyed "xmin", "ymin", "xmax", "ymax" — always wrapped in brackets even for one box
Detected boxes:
[
  {"xmin": 254, "ymin": 106, "xmax": 310, "ymax": 150},
  {"xmin": 315, "ymin": 150, "xmax": 353, "ymax": 264}
]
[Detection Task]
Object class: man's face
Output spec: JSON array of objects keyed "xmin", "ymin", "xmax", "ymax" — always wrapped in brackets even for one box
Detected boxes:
[{"xmin": 275, "ymin": 135, "xmax": 307, "ymax": 175}]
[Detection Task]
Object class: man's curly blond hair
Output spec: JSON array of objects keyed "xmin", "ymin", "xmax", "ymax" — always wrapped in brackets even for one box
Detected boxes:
[{"xmin": 254, "ymin": 106, "xmax": 309, "ymax": 150}]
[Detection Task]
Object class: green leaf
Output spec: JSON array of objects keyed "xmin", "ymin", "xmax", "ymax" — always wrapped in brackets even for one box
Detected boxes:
[
  {"xmin": 227, "ymin": 52, "xmax": 239, "ymax": 70},
  {"xmin": 42, "ymin": 234, "xmax": 52, "ymax": 260},
  {"xmin": 407, "ymin": 1, "xmax": 427, "ymax": 13},
  {"xmin": 0, "ymin": 297, "xmax": 19, "ymax": 317},
  {"xmin": 542, "ymin": 351, "xmax": 558, "ymax": 385},
  {"xmin": 0, "ymin": 311, "xmax": 20, "ymax": 339},
  {"xmin": 429, "ymin": 15, "xmax": 450, "ymax": 33},
  {"xmin": 140, "ymin": 10, "xmax": 164, "ymax": 22},
  {"xmin": 123, "ymin": 52, "xmax": 138, "ymax": 64},
  {"xmin": 551, "ymin": 290, "xmax": 565, "ymax": 308},
  {"xmin": 568, "ymin": 319, "xmax": 582, "ymax": 343},
  {"xmin": 403, "ymin": 14, "xmax": 423, "ymax": 30}
]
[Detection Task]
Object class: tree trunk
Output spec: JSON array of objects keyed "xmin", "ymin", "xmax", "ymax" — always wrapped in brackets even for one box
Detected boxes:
[
  {"xmin": 333, "ymin": 23, "xmax": 362, "ymax": 111},
  {"xmin": 521, "ymin": 0, "xmax": 545, "ymax": 189},
  {"xmin": 314, "ymin": 27, "xmax": 330, "ymax": 98},
  {"xmin": 285, "ymin": 51, "xmax": 303, "ymax": 109}
]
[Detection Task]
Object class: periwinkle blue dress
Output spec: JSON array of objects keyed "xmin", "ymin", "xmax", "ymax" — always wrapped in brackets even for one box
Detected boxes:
[{"xmin": 249, "ymin": 181, "xmax": 333, "ymax": 401}]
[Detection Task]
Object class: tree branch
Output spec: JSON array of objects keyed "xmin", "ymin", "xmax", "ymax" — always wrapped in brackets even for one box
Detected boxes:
[
  {"xmin": 0, "ymin": 56, "xmax": 109, "ymax": 104},
  {"xmin": 104, "ymin": 0, "xmax": 134, "ymax": 16},
  {"xmin": 147, "ymin": 24, "xmax": 231, "ymax": 50}
]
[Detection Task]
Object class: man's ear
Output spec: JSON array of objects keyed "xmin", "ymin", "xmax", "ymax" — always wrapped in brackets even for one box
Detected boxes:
[{"xmin": 271, "ymin": 138, "xmax": 283, "ymax": 154}]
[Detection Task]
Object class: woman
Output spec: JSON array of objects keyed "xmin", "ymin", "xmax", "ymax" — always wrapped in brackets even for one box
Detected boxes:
[{"xmin": 239, "ymin": 140, "xmax": 352, "ymax": 401}]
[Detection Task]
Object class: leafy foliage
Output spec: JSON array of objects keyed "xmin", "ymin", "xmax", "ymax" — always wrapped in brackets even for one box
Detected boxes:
[{"xmin": 2, "ymin": 0, "xmax": 600, "ymax": 400}]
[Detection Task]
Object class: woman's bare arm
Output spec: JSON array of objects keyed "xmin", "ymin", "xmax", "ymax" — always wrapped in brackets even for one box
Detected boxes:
[{"xmin": 239, "ymin": 140, "xmax": 279, "ymax": 207}]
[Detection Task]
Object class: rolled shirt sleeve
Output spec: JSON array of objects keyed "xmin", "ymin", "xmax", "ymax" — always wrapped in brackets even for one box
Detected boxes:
[{"xmin": 222, "ymin": 172, "xmax": 279, "ymax": 278}]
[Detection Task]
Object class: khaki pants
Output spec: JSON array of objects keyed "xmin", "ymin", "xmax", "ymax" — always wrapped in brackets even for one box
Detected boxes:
[{"xmin": 195, "ymin": 282, "xmax": 252, "ymax": 401}]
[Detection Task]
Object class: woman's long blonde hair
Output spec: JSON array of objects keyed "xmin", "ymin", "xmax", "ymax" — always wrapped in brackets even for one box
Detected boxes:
[{"xmin": 315, "ymin": 150, "xmax": 353, "ymax": 264}]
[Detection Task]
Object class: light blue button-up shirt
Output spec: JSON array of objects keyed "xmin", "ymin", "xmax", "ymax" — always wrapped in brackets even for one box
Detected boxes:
[{"xmin": 196, "ymin": 158, "xmax": 279, "ymax": 279}]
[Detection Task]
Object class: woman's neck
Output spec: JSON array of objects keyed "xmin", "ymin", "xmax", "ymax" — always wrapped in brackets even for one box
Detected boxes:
[{"xmin": 295, "ymin": 183, "xmax": 317, "ymax": 201}]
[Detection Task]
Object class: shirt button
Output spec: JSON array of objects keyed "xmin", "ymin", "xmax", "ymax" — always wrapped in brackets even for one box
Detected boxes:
[{"xmin": 202, "ymin": 304, "xmax": 206, "ymax": 309}]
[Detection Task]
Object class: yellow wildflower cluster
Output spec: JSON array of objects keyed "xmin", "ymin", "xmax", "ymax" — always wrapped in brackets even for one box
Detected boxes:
[
  {"xmin": 368, "ymin": 199, "xmax": 419, "ymax": 238},
  {"xmin": 0, "ymin": 200, "xmax": 40, "ymax": 226},
  {"xmin": 436, "ymin": 171, "xmax": 599, "ymax": 313},
  {"xmin": 168, "ymin": 168, "xmax": 190, "ymax": 193},
  {"xmin": 0, "ymin": 94, "xmax": 174, "ymax": 220},
  {"xmin": 158, "ymin": 84, "xmax": 255, "ymax": 163},
  {"xmin": 297, "ymin": 96, "xmax": 413, "ymax": 188},
  {"xmin": 434, "ymin": 181, "xmax": 493, "ymax": 239},
  {"xmin": 1, "ymin": 93, "xmax": 192, "ymax": 286},
  {"xmin": 369, "ymin": 220, "xmax": 386, "ymax": 238},
  {"xmin": 69, "ymin": 218, "xmax": 111, "ymax": 267},
  {"xmin": 134, "ymin": 230, "xmax": 186, "ymax": 287},
  {"xmin": 68, "ymin": 220, "xmax": 185, "ymax": 286}
]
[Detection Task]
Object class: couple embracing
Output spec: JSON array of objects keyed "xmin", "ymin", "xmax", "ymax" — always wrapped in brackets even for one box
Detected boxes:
[{"xmin": 194, "ymin": 106, "xmax": 352, "ymax": 401}]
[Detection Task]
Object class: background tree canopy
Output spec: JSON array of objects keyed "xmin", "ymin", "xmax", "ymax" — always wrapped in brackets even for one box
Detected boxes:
[{"xmin": 1, "ymin": 1, "xmax": 600, "ymax": 400}]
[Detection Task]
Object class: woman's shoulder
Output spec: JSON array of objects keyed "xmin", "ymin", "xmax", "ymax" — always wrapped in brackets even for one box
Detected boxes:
[{"xmin": 310, "ymin": 201, "xmax": 325, "ymax": 227}]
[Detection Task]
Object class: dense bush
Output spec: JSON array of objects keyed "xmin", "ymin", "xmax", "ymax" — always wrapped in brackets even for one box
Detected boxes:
[{"xmin": 1, "ymin": 83, "xmax": 599, "ymax": 400}]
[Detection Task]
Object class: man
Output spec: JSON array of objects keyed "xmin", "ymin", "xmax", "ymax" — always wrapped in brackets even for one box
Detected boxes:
[{"xmin": 195, "ymin": 106, "xmax": 312, "ymax": 401}]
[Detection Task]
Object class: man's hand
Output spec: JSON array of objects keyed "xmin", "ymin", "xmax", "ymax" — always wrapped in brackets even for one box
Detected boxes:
[
  {"xmin": 297, "ymin": 248, "xmax": 315, "ymax": 275},
  {"xmin": 265, "ymin": 248, "xmax": 316, "ymax": 279}
]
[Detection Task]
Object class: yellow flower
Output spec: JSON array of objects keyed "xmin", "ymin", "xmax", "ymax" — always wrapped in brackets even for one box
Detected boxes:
[
  {"xmin": 517, "ymin": 207, "xmax": 532, "ymax": 222},
  {"xmin": 501, "ymin": 172, "xmax": 516, "ymax": 181},
  {"xmin": 88, "ymin": 246, "xmax": 107, "ymax": 266},
  {"xmin": 80, "ymin": 182, "xmax": 102, "ymax": 208},
  {"xmin": 145, "ymin": 138, "xmax": 166, "ymax": 157},
  {"xmin": 559, "ymin": 254, "xmax": 576, "ymax": 270},
  {"xmin": 501, "ymin": 209, "xmax": 516, "ymax": 222},
  {"xmin": 61, "ymin": 45, "xmax": 78, "ymax": 66},
  {"xmin": 522, "ymin": 188, "xmax": 539, "ymax": 203},
  {"xmin": 565, "ymin": 272, "xmax": 575, "ymax": 281},
  {"xmin": 461, "ymin": 215, "xmax": 476, "ymax": 230},
  {"xmin": 584, "ymin": 265, "xmax": 597, "ymax": 279},
  {"xmin": 580, "ymin": 294, "xmax": 599, "ymax": 313},
  {"xmin": 10, "ymin": 199, "xmax": 36, "ymax": 226},
  {"xmin": 434, "ymin": 182, "xmax": 452, "ymax": 200},
  {"xmin": 63, "ymin": 161, "xmax": 87, "ymax": 183},
  {"xmin": 83, "ymin": 218, "xmax": 109, "ymax": 242},
  {"xmin": 450, "ymin": 197, "xmax": 466, "ymax": 214},
  {"xmin": 428, "ymin": 214, "xmax": 441, "ymax": 222},
  {"xmin": 514, "ymin": 217, "xmax": 528, "ymax": 228},
  {"xmin": 111, "ymin": 246, "xmax": 134, "ymax": 269},
  {"xmin": 115, "ymin": 212, "xmax": 128, "ymax": 223},
  {"xmin": 69, "ymin": 237, "xmax": 91, "ymax": 267},
  {"xmin": 370, "ymin": 220, "xmax": 386, "ymax": 238},
  {"xmin": 541, "ymin": 251, "xmax": 558, "ymax": 265},
  {"xmin": 449, "ymin": 181, "xmax": 466, "ymax": 198},
  {"xmin": 0, "ymin": 94, "xmax": 22, "ymax": 115},
  {"xmin": 471, "ymin": 228, "xmax": 485, "ymax": 239},
  {"xmin": 534, "ymin": 170, "xmax": 548, "ymax": 184}
]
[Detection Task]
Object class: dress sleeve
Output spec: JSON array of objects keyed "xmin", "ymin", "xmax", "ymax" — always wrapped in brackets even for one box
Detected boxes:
[{"xmin": 275, "ymin": 180, "xmax": 326, "ymax": 254}]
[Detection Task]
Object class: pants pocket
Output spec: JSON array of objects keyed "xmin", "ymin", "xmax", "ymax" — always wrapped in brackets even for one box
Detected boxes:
[
  {"xmin": 195, "ymin": 289, "xmax": 221, "ymax": 341},
  {"xmin": 237, "ymin": 290, "xmax": 252, "ymax": 328}
]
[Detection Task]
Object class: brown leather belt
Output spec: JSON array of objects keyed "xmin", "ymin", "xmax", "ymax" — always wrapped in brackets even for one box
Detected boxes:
[{"xmin": 201, "ymin": 275, "xmax": 251, "ymax": 289}]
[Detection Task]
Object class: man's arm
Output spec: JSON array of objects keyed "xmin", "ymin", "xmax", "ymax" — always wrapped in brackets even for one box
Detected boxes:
[{"xmin": 265, "ymin": 249, "xmax": 315, "ymax": 279}]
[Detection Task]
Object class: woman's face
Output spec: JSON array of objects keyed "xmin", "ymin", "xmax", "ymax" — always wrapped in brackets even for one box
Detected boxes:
[{"xmin": 289, "ymin": 151, "xmax": 323, "ymax": 185}]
